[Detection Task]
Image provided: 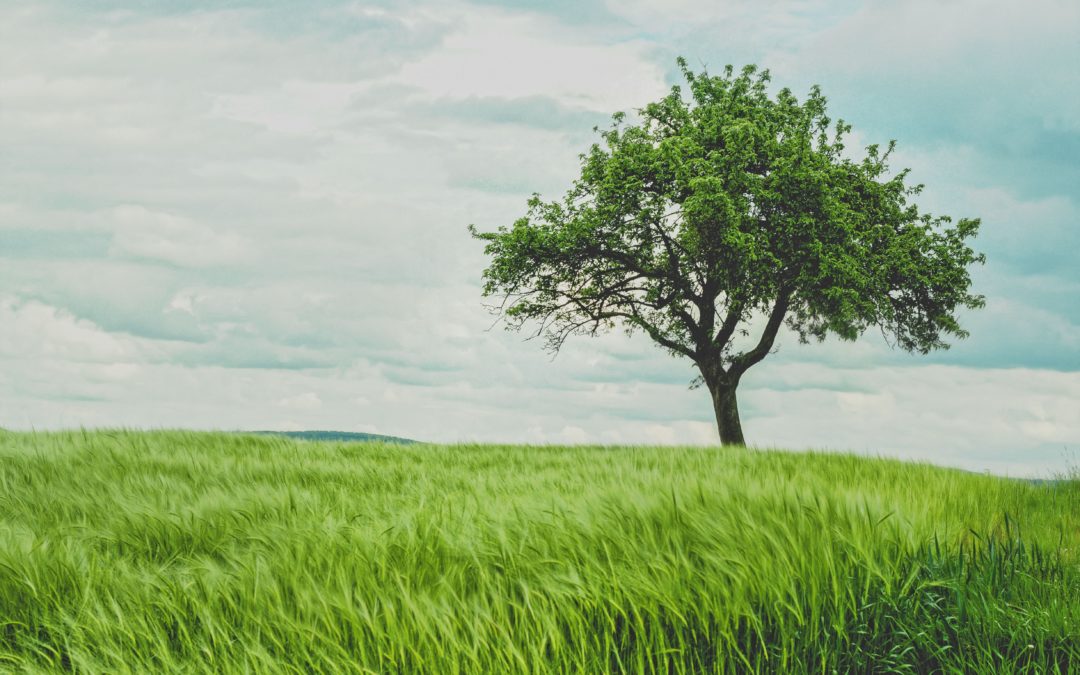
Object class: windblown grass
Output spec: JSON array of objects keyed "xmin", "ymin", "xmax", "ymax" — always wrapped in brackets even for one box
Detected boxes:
[{"xmin": 0, "ymin": 430, "xmax": 1077, "ymax": 673}]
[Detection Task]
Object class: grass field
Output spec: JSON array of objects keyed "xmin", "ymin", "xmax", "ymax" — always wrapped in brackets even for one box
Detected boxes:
[{"xmin": 0, "ymin": 430, "xmax": 1077, "ymax": 673}]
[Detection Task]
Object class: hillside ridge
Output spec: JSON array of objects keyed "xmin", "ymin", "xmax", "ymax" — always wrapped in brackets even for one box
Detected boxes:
[{"xmin": 246, "ymin": 429, "xmax": 418, "ymax": 444}]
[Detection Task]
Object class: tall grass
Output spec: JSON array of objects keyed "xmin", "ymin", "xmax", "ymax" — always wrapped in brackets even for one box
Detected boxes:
[{"xmin": 0, "ymin": 430, "xmax": 1077, "ymax": 673}]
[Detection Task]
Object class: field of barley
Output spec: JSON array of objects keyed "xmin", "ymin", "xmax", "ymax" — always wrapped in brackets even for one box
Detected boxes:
[{"xmin": 0, "ymin": 430, "xmax": 1077, "ymax": 673}]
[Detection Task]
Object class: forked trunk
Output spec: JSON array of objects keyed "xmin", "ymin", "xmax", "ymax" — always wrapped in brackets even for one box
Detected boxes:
[{"xmin": 708, "ymin": 379, "xmax": 745, "ymax": 446}]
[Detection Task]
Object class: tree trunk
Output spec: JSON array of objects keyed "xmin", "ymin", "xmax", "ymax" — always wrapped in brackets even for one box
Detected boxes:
[{"xmin": 708, "ymin": 379, "xmax": 745, "ymax": 446}]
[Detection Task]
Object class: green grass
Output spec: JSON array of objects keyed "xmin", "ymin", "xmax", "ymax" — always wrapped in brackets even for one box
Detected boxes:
[{"xmin": 0, "ymin": 430, "xmax": 1077, "ymax": 673}]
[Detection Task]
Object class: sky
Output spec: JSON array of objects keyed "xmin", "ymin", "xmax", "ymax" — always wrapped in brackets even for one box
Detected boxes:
[{"xmin": 1, "ymin": 0, "xmax": 1077, "ymax": 477}]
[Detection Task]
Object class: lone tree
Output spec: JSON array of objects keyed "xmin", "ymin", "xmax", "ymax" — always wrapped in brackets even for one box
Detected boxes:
[{"xmin": 470, "ymin": 60, "xmax": 984, "ymax": 445}]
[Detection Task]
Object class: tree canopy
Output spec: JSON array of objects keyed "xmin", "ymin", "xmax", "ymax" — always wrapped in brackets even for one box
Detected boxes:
[{"xmin": 470, "ymin": 59, "xmax": 985, "ymax": 445}]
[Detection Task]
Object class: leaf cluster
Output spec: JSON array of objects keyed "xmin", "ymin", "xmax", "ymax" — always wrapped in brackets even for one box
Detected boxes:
[{"xmin": 471, "ymin": 60, "xmax": 984, "ymax": 379}]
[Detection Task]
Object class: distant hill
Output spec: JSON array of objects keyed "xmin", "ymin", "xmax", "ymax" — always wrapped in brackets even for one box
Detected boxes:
[{"xmin": 246, "ymin": 430, "xmax": 418, "ymax": 445}]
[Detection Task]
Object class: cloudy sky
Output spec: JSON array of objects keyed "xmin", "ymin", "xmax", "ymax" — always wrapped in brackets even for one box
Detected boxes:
[{"xmin": 2, "ymin": 0, "xmax": 1077, "ymax": 476}]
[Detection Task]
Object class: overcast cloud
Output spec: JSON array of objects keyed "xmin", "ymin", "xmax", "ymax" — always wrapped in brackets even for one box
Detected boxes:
[{"xmin": 1, "ymin": 0, "xmax": 1077, "ymax": 476}]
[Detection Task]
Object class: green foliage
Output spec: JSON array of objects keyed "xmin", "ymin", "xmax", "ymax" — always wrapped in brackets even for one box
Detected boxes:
[
  {"xmin": 1, "ymin": 430, "xmax": 1077, "ymax": 673},
  {"xmin": 470, "ymin": 59, "xmax": 984, "ymax": 384}
]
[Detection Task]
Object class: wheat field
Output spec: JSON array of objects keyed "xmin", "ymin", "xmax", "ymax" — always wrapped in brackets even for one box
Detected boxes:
[{"xmin": 0, "ymin": 430, "xmax": 1077, "ymax": 673}]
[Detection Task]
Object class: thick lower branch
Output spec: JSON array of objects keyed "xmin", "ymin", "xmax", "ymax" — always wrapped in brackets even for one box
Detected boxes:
[{"xmin": 730, "ymin": 290, "xmax": 791, "ymax": 376}]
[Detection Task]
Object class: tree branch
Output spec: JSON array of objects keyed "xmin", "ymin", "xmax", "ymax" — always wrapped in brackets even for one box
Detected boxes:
[
  {"xmin": 729, "ymin": 290, "xmax": 791, "ymax": 376},
  {"xmin": 608, "ymin": 309, "xmax": 697, "ymax": 359},
  {"xmin": 713, "ymin": 299, "xmax": 744, "ymax": 352},
  {"xmin": 579, "ymin": 235, "xmax": 701, "ymax": 339}
]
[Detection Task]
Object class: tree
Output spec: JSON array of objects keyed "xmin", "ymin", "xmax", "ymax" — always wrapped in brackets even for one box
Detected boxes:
[{"xmin": 469, "ymin": 60, "xmax": 985, "ymax": 445}]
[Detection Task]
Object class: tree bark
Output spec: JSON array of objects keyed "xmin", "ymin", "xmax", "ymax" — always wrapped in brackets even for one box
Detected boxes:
[{"xmin": 708, "ymin": 378, "xmax": 745, "ymax": 446}]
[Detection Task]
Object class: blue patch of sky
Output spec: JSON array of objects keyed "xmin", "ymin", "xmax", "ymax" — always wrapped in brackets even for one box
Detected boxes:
[
  {"xmin": 169, "ymin": 338, "xmax": 345, "ymax": 370},
  {"xmin": 433, "ymin": 95, "xmax": 611, "ymax": 132},
  {"xmin": 0, "ymin": 231, "xmax": 111, "ymax": 259},
  {"xmin": 462, "ymin": 0, "xmax": 623, "ymax": 26}
]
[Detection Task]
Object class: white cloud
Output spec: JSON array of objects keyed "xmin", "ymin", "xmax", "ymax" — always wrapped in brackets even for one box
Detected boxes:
[
  {"xmin": 211, "ymin": 81, "xmax": 373, "ymax": 135},
  {"xmin": 835, "ymin": 391, "xmax": 895, "ymax": 418},
  {"xmin": 107, "ymin": 205, "xmax": 252, "ymax": 267},
  {"xmin": 392, "ymin": 7, "xmax": 667, "ymax": 112},
  {"xmin": 0, "ymin": 296, "xmax": 142, "ymax": 363},
  {"xmin": 744, "ymin": 363, "xmax": 1080, "ymax": 477},
  {"xmin": 557, "ymin": 425, "xmax": 589, "ymax": 444},
  {"xmin": 277, "ymin": 392, "xmax": 322, "ymax": 410},
  {"xmin": 166, "ymin": 292, "xmax": 196, "ymax": 315}
]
